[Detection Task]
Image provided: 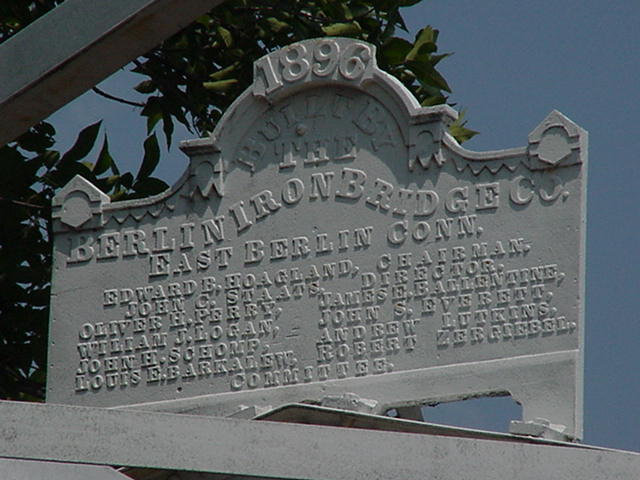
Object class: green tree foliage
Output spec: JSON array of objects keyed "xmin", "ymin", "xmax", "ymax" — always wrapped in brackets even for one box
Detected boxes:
[
  {"xmin": 0, "ymin": 0, "xmax": 61, "ymax": 42},
  {"xmin": 0, "ymin": 0, "xmax": 476, "ymax": 400}
]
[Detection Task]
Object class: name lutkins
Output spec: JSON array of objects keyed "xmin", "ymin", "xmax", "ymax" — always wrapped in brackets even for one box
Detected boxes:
[
  {"xmin": 69, "ymin": 175, "xmax": 575, "ymax": 395},
  {"xmin": 74, "ymin": 237, "xmax": 572, "ymax": 394}
]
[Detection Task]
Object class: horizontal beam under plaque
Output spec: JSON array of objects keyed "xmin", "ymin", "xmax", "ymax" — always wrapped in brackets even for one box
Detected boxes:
[
  {"xmin": 47, "ymin": 38, "xmax": 587, "ymax": 439},
  {"xmin": 0, "ymin": 0, "xmax": 225, "ymax": 146},
  {"xmin": 0, "ymin": 458, "xmax": 129, "ymax": 480},
  {"xmin": 1, "ymin": 401, "xmax": 637, "ymax": 480}
]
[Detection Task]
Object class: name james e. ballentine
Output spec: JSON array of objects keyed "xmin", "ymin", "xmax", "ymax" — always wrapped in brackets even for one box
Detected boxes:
[
  {"xmin": 64, "ymin": 160, "xmax": 573, "ymax": 395},
  {"xmin": 71, "ymin": 232, "xmax": 571, "ymax": 393}
]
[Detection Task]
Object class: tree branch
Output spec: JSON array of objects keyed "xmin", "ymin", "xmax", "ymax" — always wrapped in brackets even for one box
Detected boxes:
[
  {"xmin": 92, "ymin": 86, "xmax": 145, "ymax": 108},
  {"xmin": 0, "ymin": 196, "xmax": 45, "ymax": 209}
]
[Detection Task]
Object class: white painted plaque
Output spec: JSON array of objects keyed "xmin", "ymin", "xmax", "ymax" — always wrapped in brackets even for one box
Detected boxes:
[{"xmin": 48, "ymin": 38, "xmax": 587, "ymax": 438}]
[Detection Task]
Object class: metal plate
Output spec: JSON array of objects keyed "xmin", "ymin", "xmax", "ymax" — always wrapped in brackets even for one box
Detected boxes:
[{"xmin": 47, "ymin": 38, "xmax": 586, "ymax": 438}]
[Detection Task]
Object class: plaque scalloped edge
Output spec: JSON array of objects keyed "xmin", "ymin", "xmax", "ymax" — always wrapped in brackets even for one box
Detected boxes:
[
  {"xmin": 51, "ymin": 39, "xmax": 586, "ymax": 231},
  {"xmin": 49, "ymin": 38, "xmax": 586, "ymax": 440}
]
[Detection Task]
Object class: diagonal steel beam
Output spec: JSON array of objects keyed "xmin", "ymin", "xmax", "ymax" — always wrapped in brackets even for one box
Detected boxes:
[{"xmin": 0, "ymin": 0, "xmax": 224, "ymax": 146}]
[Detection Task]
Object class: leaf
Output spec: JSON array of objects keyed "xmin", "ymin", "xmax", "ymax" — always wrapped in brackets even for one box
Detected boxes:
[
  {"xmin": 209, "ymin": 62, "xmax": 238, "ymax": 81},
  {"xmin": 203, "ymin": 79, "xmax": 238, "ymax": 92},
  {"xmin": 322, "ymin": 21, "xmax": 362, "ymax": 36},
  {"xmin": 136, "ymin": 133, "xmax": 160, "ymax": 181},
  {"xmin": 406, "ymin": 26, "xmax": 438, "ymax": 62},
  {"xmin": 109, "ymin": 188, "xmax": 127, "ymax": 202},
  {"xmin": 12, "ymin": 265, "xmax": 39, "ymax": 284},
  {"xmin": 406, "ymin": 59, "xmax": 452, "ymax": 92},
  {"xmin": 449, "ymin": 111, "xmax": 479, "ymax": 144},
  {"xmin": 132, "ymin": 177, "xmax": 169, "ymax": 196},
  {"xmin": 340, "ymin": 4, "xmax": 354, "ymax": 21},
  {"xmin": 17, "ymin": 122, "xmax": 56, "ymax": 152},
  {"xmin": 195, "ymin": 14, "xmax": 212, "ymax": 27},
  {"xmin": 142, "ymin": 97, "xmax": 163, "ymax": 134},
  {"xmin": 38, "ymin": 150, "xmax": 59, "ymax": 168},
  {"xmin": 134, "ymin": 80, "xmax": 156, "ymax": 94},
  {"xmin": 59, "ymin": 121, "xmax": 102, "ymax": 166},
  {"xmin": 266, "ymin": 17, "xmax": 290, "ymax": 33},
  {"xmin": 430, "ymin": 53, "xmax": 451, "ymax": 67},
  {"xmin": 119, "ymin": 172, "xmax": 134, "ymax": 190},
  {"xmin": 104, "ymin": 175, "xmax": 121, "ymax": 187},
  {"xmin": 162, "ymin": 113, "xmax": 174, "ymax": 150},
  {"xmin": 46, "ymin": 159, "xmax": 95, "ymax": 189},
  {"xmin": 381, "ymin": 37, "xmax": 412, "ymax": 66},
  {"xmin": 93, "ymin": 134, "xmax": 113, "ymax": 176},
  {"xmin": 421, "ymin": 95, "xmax": 448, "ymax": 107},
  {"xmin": 94, "ymin": 175, "xmax": 120, "ymax": 193},
  {"xmin": 217, "ymin": 26, "xmax": 232, "ymax": 47}
]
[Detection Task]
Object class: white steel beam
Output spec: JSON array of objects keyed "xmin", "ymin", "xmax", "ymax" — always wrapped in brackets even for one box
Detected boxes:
[
  {"xmin": 0, "ymin": 458, "xmax": 130, "ymax": 480},
  {"xmin": 0, "ymin": 0, "xmax": 224, "ymax": 146},
  {"xmin": 0, "ymin": 400, "xmax": 638, "ymax": 480}
]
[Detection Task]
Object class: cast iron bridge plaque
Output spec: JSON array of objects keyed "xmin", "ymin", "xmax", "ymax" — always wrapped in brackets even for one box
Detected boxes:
[{"xmin": 48, "ymin": 38, "xmax": 586, "ymax": 439}]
